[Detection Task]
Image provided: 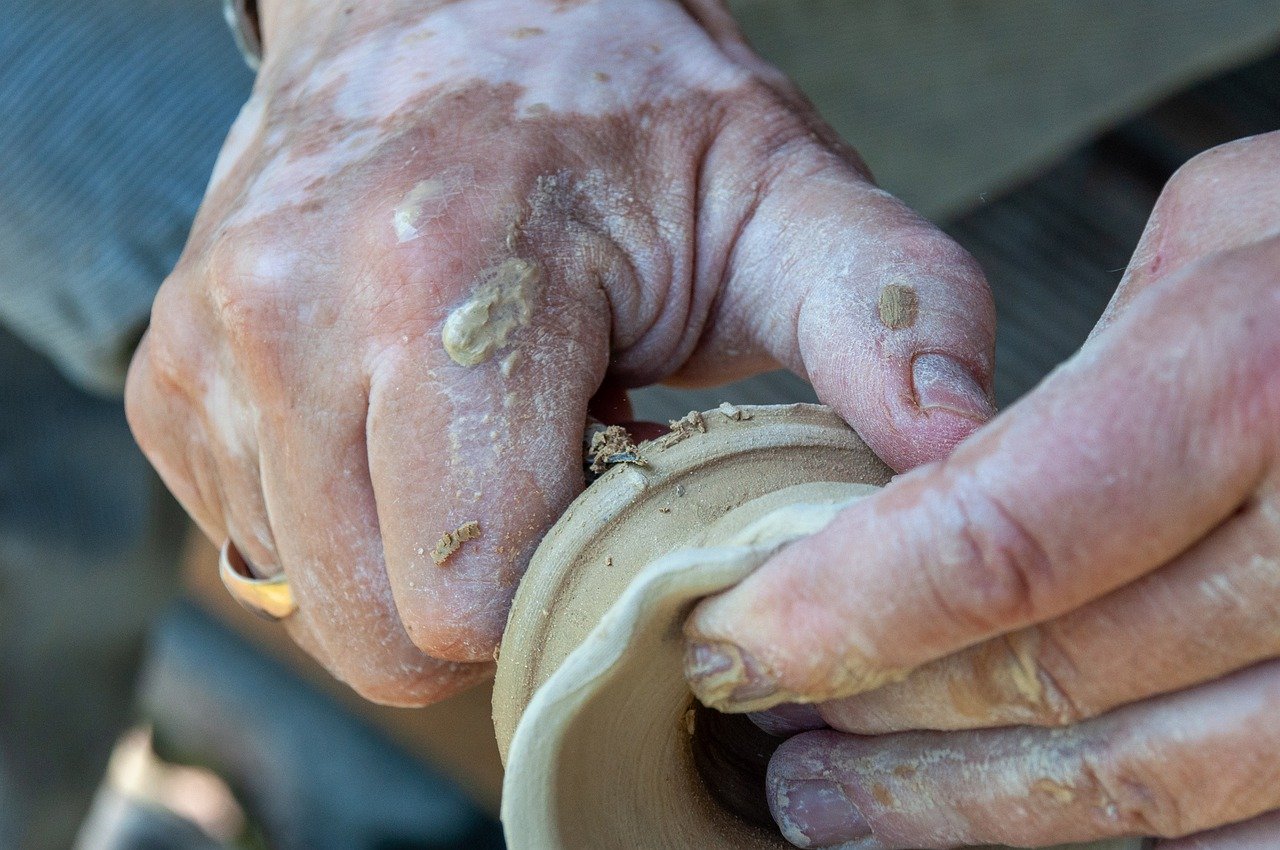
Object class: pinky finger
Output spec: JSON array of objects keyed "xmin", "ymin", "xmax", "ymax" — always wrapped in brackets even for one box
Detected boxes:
[
  {"xmin": 1156, "ymin": 810, "xmax": 1280, "ymax": 849},
  {"xmin": 125, "ymin": 333, "xmax": 225, "ymax": 542},
  {"xmin": 767, "ymin": 660, "xmax": 1280, "ymax": 849}
]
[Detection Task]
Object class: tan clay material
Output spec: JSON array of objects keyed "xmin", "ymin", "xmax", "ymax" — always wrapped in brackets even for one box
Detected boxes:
[
  {"xmin": 878, "ymin": 282, "xmax": 919, "ymax": 329},
  {"xmin": 441, "ymin": 257, "xmax": 539, "ymax": 366},
  {"xmin": 431, "ymin": 520, "xmax": 482, "ymax": 566},
  {"xmin": 586, "ymin": 424, "xmax": 644, "ymax": 474},
  {"xmin": 493, "ymin": 404, "xmax": 1144, "ymax": 850}
]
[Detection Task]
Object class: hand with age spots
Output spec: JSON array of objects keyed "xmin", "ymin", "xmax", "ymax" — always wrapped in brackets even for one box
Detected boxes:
[
  {"xmin": 124, "ymin": 0, "xmax": 995, "ymax": 705},
  {"xmin": 684, "ymin": 132, "xmax": 1280, "ymax": 849}
]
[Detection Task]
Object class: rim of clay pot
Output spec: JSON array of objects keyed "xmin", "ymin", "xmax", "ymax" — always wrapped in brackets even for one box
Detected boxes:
[
  {"xmin": 492, "ymin": 404, "xmax": 890, "ymax": 849},
  {"xmin": 493, "ymin": 403, "xmax": 893, "ymax": 760},
  {"xmin": 492, "ymin": 403, "xmax": 1150, "ymax": 850}
]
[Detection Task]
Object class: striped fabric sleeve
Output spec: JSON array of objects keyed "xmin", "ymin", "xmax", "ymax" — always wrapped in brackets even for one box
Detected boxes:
[{"xmin": 0, "ymin": 0, "xmax": 252, "ymax": 395}]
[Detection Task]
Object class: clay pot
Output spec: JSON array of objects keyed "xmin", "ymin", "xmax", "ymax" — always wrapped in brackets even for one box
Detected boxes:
[{"xmin": 493, "ymin": 404, "xmax": 1143, "ymax": 850}]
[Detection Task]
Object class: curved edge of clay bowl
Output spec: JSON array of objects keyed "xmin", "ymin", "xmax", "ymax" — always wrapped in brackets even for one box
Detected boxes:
[
  {"xmin": 493, "ymin": 403, "xmax": 893, "ymax": 758},
  {"xmin": 493, "ymin": 403, "xmax": 1148, "ymax": 850},
  {"xmin": 501, "ymin": 489, "xmax": 870, "ymax": 849}
]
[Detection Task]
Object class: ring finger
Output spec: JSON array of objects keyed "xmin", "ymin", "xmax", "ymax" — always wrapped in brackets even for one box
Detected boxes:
[
  {"xmin": 198, "ymin": 361, "xmax": 281, "ymax": 575},
  {"xmin": 255, "ymin": 369, "xmax": 491, "ymax": 705}
]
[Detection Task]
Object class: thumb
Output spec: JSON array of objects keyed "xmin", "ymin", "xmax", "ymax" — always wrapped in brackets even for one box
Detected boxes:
[
  {"xmin": 719, "ymin": 145, "xmax": 996, "ymax": 470},
  {"xmin": 1095, "ymin": 130, "xmax": 1280, "ymax": 337}
]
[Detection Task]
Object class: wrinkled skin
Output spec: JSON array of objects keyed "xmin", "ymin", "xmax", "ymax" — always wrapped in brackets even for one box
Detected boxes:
[
  {"xmin": 125, "ymin": 0, "xmax": 995, "ymax": 706},
  {"xmin": 685, "ymin": 132, "xmax": 1280, "ymax": 848}
]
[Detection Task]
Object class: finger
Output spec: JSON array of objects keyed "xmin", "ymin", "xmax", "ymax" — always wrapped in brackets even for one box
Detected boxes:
[
  {"xmin": 128, "ymin": 291, "xmax": 334, "ymax": 656},
  {"xmin": 197, "ymin": 364, "xmax": 281, "ymax": 573},
  {"xmin": 685, "ymin": 237, "xmax": 1280, "ymax": 712},
  {"xmin": 365, "ymin": 204, "xmax": 612, "ymax": 661},
  {"xmin": 818, "ymin": 480, "xmax": 1280, "ymax": 732},
  {"xmin": 1156, "ymin": 809, "xmax": 1280, "ymax": 849},
  {"xmin": 254, "ymin": 360, "xmax": 491, "ymax": 705},
  {"xmin": 1096, "ymin": 131, "xmax": 1280, "ymax": 336},
  {"xmin": 125, "ymin": 325, "xmax": 225, "ymax": 543},
  {"xmin": 705, "ymin": 133, "xmax": 997, "ymax": 470},
  {"xmin": 128, "ymin": 284, "xmax": 282, "ymax": 573},
  {"xmin": 749, "ymin": 704, "xmax": 827, "ymax": 737},
  {"xmin": 768, "ymin": 659, "xmax": 1280, "ymax": 849}
]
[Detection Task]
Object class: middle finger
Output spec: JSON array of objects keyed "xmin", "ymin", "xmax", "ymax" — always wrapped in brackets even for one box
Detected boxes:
[
  {"xmin": 770, "ymin": 659, "xmax": 1280, "ymax": 848},
  {"xmin": 256, "ymin": 368, "xmax": 491, "ymax": 705}
]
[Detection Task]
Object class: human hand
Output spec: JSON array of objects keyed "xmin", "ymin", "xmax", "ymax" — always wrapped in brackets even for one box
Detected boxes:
[
  {"xmin": 683, "ymin": 131, "xmax": 1280, "ymax": 848},
  {"xmin": 125, "ymin": 0, "xmax": 994, "ymax": 706}
]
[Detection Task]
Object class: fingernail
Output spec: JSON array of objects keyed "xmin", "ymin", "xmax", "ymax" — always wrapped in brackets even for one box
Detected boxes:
[
  {"xmin": 749, "ymin": 703, "xmax": 826, "ymax": 737},
  {"xmin": 911, "ymin": 353, "xmax": 993, "ymax": 422},
  {"xmin": 774, "ymin": 778, "xmax": 871, "ymax": 848},
  {"xmin": 685, "ymin": 640, "xmax": 778, "ymax": 709}
]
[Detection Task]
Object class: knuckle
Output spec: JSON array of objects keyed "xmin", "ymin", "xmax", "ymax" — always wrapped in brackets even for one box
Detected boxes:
[
  {"xmin": 205, "ymin": 230, "xmax": 300, "ymax": 341},
  {"xmin": 341, "ymin": 667, "xmax": 433, "ymax": 707},
  {"xmin": 143, "ymin": 330, "xmax": 192, "ymax": 393},
  {"xmin": 324, "ymin": 650, "xmax": 479, "ymax": 708},
  {"xmin": 999, "ymin": 628, "xmax": 1089, "ymax": 726},
  {"xmin": 148, "ymin": 272, "xmax": 190, "ymax": 334},
  {"xmin": 1077, "ymin": 744, "xmax": 1190, "ymax": 837},
  {"xmin": 124, "ymin": 335, "xmax": 190, "ymax": 453},
  {"xmin": 143, "ymin": 278, "xmax": 204, "ymax": 384},
  {"xmin": 927, "ymin": 485, "xmax": 1057, "ymax": 635},
  {"xmin": 722, "ymin": 81, "xmax": 851, "ymax": 192},
  {"xmin": 728, "ymin": 79, "xmax": 810, "ymax": 153},
  {"xmin": 1160, "ymin": 132, "xmax": 1280, "ymax": 226},
  {"xmin": 311, "ymin": 638, "xmax": 430, "ymax": 706},
  {"xmin": 123, "ymin": 335, "xmax": 155, "ymax": 419}
]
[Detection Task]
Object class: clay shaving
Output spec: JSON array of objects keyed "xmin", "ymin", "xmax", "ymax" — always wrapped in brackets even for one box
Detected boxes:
[
  {"xmin": 586, "ymin": 424, "xmax": 646, "ymax": 475},
  {"xmin": 431, "ymin": 520, "xmax": 482, "ymax": 565},
  {"xmin": 654, "ymin": 410, "xmax": 707, "ymax": 450},
  {"xmin": 716, "ymin": 402, "xmax": 752, "ymax": 421}
]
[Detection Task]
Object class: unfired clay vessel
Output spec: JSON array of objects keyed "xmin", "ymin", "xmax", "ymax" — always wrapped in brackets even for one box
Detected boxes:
[{"xmin": 493, "ymin": 404, "xmax": 1145, "ymax": 850}]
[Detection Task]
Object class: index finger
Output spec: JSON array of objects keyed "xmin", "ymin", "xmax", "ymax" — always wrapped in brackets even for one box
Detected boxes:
[{"xmin": 684, "ymin": 236, "xmax": 1280, "ymax": 712}]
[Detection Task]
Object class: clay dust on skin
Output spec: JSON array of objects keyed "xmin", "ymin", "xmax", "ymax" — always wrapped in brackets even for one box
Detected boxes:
[
  {"xmin": 229, "ymin": 117, "xmax": 389, "ymax": 226},
  {"xmin": 436, "ymin": 254, "xmax": 540, "ymax": 493},
  {"xmin": 320, "ymin": 0, "xmax": 754, "ymax": 121},
  {"xmin": 204, "ymin": 367, "xmax": 255, "ymax": 461},
  {"xmin": 211, "ymin": 0, "xmax": 759, "ymax": 224},
  {"xmin": 393, "ymin": 165, "xmax": 474, "ymax": 242},
  {"xmin": 201, "ymin": 371, "xmax": 279, "ymax": 559},
  {"xmin": 206, "ymin": 93, "xmax": 267, "ymax": 191}
]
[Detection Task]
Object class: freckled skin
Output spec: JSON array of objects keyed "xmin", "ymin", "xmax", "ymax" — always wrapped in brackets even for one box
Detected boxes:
[
  {"xmin": 125, "ymin": 0, "xmax": 995, "ymax": 706},
  {"xmin": 689, "ymin": 132, "xmax": 1280, "ymax": 847}
]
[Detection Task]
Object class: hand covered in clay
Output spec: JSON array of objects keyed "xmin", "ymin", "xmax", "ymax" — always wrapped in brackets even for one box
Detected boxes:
[
  {"xmin": 125, "ymin": 0, "xmax": 994, "ymax": 705},
  {"xmin": 684, "ymin": 131, "xmax": 1280, "ymax": 848}
]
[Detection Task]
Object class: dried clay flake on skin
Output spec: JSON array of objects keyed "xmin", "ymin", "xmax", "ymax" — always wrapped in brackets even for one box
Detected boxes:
[
  {"xmin": 431, "ymin": 520, "xmax": 481, "ymax": 565},
  {"xmin": 442, "ymin": 258, "xmax": 540, "ymax": 366}
]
